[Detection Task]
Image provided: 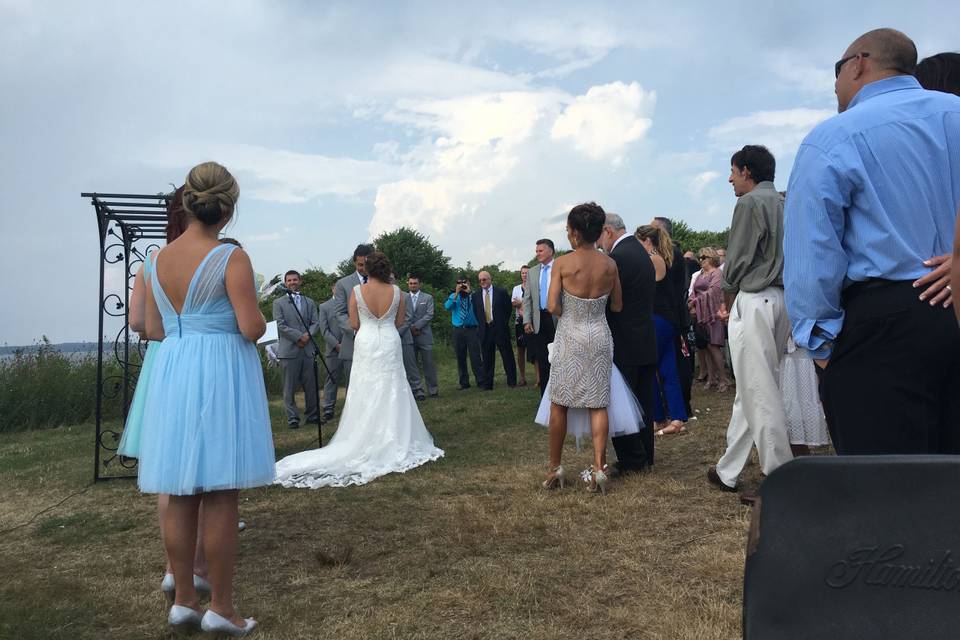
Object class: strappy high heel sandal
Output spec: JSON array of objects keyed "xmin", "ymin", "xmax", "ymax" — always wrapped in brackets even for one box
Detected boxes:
[
  {"xmin": 588, "ymin": 465, "xmax": 610, "ymax": 495},
  {"xmin": 542, "ymin": 465, "xmax": 566, "ymax": 490}
]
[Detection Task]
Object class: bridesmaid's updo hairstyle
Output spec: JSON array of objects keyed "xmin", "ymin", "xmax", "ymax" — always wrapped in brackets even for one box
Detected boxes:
[
  {"xmin": 182, "ymin": 161, "xmax": 239, "ymax": 227},
  {"xmin": 567, "ymin": 202, "xmax": 606, "ymax": 244},
  {"xmin": 364, "ymin": 251, "xmax": 393, "ymax": 282}
]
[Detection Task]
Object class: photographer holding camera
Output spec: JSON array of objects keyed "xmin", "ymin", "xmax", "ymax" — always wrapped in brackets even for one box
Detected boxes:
[{"xmin": 443, "ymin": 275, "xmax": 484, "ymax": 390}]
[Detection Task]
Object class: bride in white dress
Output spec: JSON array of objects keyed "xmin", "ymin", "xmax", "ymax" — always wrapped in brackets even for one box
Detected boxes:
[{"xmin": 275, "ymin": 252, "xmax": 444, "ymax": 488}]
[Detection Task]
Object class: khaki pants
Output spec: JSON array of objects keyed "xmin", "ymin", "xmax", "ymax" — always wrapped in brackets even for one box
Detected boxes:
[{"xmin": 715, "ymin": 287, "xmax": 793, "ymax": 487}]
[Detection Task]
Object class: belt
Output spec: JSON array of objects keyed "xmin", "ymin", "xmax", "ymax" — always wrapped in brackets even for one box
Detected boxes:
[{"xmin": 841, "ymin": 278, "xmax": 908, "ymax": 305}]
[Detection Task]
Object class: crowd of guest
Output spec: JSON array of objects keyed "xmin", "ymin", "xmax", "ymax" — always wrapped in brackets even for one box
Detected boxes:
[
  {"xmin": 273, "ymin": 29, "xmax": 960, "ymax": 505},
  {"xmin": 120, "ymin": 26, "xmax": 960, "ymax": 636}
]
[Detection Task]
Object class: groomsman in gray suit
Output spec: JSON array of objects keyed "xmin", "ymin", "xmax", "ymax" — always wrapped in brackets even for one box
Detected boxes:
[
  {"xmin": 333, "ymin": 243, "xmax": 374, "ymax": 386},
  {"xmin": 401, "ymin": 275, "xmax": 438, "ymax": 399},
  {"xmin": 317, "ymin": 283, "xmax": 343, "ymax": 421},
  {"xmin": 521, "ymin": 238, "xmax": 556, "ymax": 397},
  {"xmin": 398, "ymin": 286, "xmax": 425, "ymax": 400},
  {"xmin": 273, "ymin": 270, "xmax": 321, "ymax": 428}
]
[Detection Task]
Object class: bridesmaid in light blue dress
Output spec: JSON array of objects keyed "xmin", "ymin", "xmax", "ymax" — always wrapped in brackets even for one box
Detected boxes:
[
  {"xmin": 139, "ymin": 162, "xmax": 272, "ymax": 637},
  {"xmin": 117, "ymin": 250, "xmax": 157, "ymax": 459}
]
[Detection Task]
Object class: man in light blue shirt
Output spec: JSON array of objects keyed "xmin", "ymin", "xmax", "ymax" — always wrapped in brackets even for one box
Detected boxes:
[{"xmin": 783, "ymin": 28, "xmax": 960, "ymax": 454}]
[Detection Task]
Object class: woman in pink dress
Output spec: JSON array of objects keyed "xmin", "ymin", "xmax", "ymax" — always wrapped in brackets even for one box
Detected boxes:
[{"xmin": 688, "ymin": 247, "xmax": 733, "ymax": 391}]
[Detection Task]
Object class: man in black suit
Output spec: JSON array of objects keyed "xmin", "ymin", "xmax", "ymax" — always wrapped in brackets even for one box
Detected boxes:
[
  {"xmin": 599, "ymin": 213, "xmax": 657, "ymax": 471},
  {"xmin": 472, "ymin": 270, "xmax": 518, "ymax": 390}
]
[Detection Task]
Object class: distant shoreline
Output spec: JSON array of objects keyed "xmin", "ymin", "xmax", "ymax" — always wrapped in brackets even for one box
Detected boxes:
[{"xmin": 0, "ymin": 342, "xmax": 112, "ymax": 356}]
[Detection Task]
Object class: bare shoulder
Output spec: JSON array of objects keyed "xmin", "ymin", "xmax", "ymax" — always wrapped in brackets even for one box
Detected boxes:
[
  {"xmin": 226, "ymin": 246, "xmax": 251, "ymax": 265},
  {"xmin": 555, "ymin": 252, "xmax": 576, "ymax": 272}
]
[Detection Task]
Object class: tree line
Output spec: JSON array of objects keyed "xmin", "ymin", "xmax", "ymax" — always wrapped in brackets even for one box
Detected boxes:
[{"xmin": 260, "ymin": 222, "xmax": 729, "ymax": 342}]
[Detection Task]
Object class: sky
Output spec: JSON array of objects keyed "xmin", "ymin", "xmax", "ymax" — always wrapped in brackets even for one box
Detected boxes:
[{"xmin": 0, "ymin": 0, "xmax": 956, "ymax": 345}]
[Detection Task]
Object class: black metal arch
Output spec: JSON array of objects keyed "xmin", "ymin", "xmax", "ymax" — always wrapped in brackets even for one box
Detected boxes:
[{"xmin": 82, "ymin": 192, "xmax": 170, "ymax": 482}]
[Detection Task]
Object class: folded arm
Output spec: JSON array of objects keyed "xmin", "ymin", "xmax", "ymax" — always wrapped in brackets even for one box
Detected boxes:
[
  {"xmin": 273, "ymin": 299, "xmax": 304, "ymax": 343},
  {"xmin": 412, "ymin": 296, "xmax": 433, "ymax": 330}
]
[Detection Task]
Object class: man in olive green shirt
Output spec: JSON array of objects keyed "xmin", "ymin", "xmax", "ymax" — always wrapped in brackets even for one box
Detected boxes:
[{"xmin": 708, "ymin": 145, "xmax": 793, "ymax": 497}]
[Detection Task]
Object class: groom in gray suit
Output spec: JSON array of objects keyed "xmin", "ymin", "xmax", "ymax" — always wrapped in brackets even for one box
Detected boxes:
[
  {"xmin": 317, "ymin": 283, "xmax": 343, "ymax": 421},
  {"xmin": 333, "ymin": 244, "xmax": 374, "ymax": 386},
  {"xmin": 399, "ymin": 275, "xmax": 438, "ymax": 400},
  {"xmin": 274, "ymin": 270, "xmax": 321, "ymax": 428}
]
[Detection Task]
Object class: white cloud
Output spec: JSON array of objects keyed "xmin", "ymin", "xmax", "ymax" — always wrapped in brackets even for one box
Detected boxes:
[
  {"xmin": 707, "ymin": 107, "xmax": 833, "ymax": 159},
  {"xmin": 689, "ymin": 171, "xmax": 720, "ymax": 198},
  {"xmin": 768, "ymin": 52, "xmax": 836, "ymax": 98},
  {"xmin": 145, "ymin": 142, "xmax": 400, "ymax": 204},
  {"xmin": 385, "ymin": 90, "xmax": 564, "ymax": 145},
  {"xmin": 245, "ymin": 227, "xmax": 292, "ymax": 243},
  {"xmin": 370, "ymin": 82, "xmax": 657, "ymax": 241},
  {"xmin": 551, "ymin": 82, "xmax": 655, "ymax": 164}
]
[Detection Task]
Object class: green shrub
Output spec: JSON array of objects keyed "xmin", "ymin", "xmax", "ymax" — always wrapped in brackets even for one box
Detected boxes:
[{"xmin": 0, "ymin": 339, "xmax": 128, "ymax": 432}]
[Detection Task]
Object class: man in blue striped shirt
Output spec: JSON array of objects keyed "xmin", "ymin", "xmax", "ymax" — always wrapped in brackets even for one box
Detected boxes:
[{"xmin": 784, "ymin": 28, "xmax": 960, "ymax": 455}]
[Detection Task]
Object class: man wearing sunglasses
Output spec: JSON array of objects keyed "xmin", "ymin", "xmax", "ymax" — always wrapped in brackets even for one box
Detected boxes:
[{"xmin": 783, "ymin": 28, "xmax": 960, "ymax": 455}]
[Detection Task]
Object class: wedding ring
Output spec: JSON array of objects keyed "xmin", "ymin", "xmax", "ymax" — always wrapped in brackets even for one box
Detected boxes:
[{"xmin": 948, "ymin": 285, "xmax": 952, "ymax": 291}]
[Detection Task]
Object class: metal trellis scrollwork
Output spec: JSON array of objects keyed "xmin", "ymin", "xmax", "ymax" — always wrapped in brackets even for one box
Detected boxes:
[{"xmin": 83, "ymin": 192, "xmax": 170, "ymax": 482}]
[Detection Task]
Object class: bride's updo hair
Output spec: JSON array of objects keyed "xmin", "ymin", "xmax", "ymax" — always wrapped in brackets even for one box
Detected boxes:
[
  {"xmin": 182, "ymin": 161, "xmax": 239, "ymax": 227},
  {"xmin": 364, "ymin": 251, "xmax": 393, "ymax": 282},
  {"xmin": 567, "ymin": 202, "xmax": 606, "ymax": 244}
]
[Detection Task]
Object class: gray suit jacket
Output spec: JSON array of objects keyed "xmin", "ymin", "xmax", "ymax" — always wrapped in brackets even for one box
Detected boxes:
[
  {"xmin": 317, "ymin": 298, "xmax": 343, "ymax": 358},
  {"xmin": 521, "ymin": 262, "xmax": 551, "ymax": 334},
  {"xmin": 333, "ymin": 271, "xmax": 363, "ymax": 360},
  {"xmin": 407, "ymin": 291, "xmax": 434, "ymax": 348},
  {"xmin": 273, "ymin": 293, "xmax": 321, "ymax": 358}
]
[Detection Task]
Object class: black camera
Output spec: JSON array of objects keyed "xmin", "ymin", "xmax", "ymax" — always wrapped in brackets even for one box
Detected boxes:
[{"xmin": 455, "ymin": 278, "xmax": 469, "ymax": 295}]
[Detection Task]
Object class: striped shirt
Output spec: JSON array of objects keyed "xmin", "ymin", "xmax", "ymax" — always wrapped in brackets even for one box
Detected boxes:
[{"xmin": 784, "ymin": 75, "xmax": 960, "ymax": 359}]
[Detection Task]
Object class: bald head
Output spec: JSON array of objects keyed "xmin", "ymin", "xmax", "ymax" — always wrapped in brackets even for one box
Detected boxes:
[
  {"xmin": 836, "ymin": 29, "xmax": 917, "ymax": 112},
  {"xmin": 848, "ymin": 28, "xmax": 917, "ymax": 76}
]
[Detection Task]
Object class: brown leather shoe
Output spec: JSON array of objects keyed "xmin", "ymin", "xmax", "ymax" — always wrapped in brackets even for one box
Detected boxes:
[{"xmin": 706, "ymin": 466, "xmax": 737, "ymax": 492}]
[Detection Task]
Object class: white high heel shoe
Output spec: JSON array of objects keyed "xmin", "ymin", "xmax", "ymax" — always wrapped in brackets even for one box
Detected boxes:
[
  {"xmin": 168, "ymin": 604, "xmax": 203, "ymax": 633},
  {"xmin": 161, "ymin": 573, "xmax": 213, "ymax": 601},
  {"xmin": 200, "ymin": 609, "xmax": 258, "ymax": 637},
  {"xmin": 161, "ymin": 573, "xmax": 176, "ymax": 600},
  {"xmin": 541, "ymin": 465, "xmax": 566, "ymax": 490}
]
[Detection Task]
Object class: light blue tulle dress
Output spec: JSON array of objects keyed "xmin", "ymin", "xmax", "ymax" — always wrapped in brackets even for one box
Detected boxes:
[
  {"xmin": 137, "ymin": 243, "xmax": 276, "ymax": 495},
  {"xmin": 117, "ymin": 252, "xmax": 158, "ymax": 459}
]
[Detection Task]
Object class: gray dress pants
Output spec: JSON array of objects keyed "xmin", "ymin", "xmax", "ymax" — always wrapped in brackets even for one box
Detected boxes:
[{"xmin": 281, "ymin": 350, "xmax": 319, "ymax": 425}]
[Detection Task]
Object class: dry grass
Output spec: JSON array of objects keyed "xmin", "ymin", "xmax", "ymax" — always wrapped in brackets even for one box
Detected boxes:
[{"xmin": 0, "ymin": 361, "xmax": 767, "ymax": 640}]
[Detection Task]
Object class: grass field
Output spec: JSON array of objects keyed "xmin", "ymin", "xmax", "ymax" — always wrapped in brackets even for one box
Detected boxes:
[{"xmin": 0, "ymin": 357, "xmax": 764, "ymax": 640}]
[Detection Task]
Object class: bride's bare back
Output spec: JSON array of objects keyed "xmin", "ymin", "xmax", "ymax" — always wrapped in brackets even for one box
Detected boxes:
[{"xmin": 348, "ymin": 277, "xmax": 406, "ymax": 330}]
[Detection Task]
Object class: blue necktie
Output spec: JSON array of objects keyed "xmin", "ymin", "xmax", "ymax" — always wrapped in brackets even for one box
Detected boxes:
[{"xmin": 539, "ymin": 264, "xmax": 550, "ymax": 310}]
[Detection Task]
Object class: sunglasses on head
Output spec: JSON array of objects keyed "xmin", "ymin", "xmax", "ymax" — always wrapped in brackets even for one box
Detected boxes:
[{"xmin": 835, "ymin": 52, "xmax": 869, "ymax": 78}]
